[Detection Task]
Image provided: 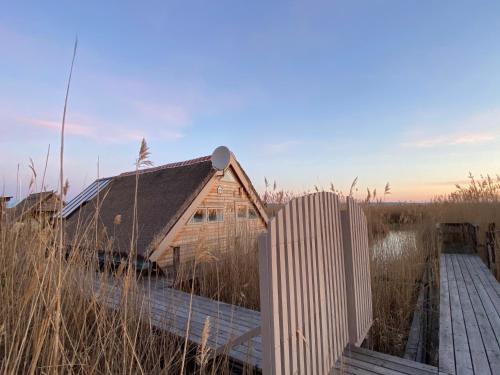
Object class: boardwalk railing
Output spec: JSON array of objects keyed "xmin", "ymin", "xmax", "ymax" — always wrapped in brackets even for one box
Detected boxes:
[
  {"xmin": 341, "ymin": 197, "xmax": 373, "ymax": 346},
  {"xmin": 258, "ymin": 192, "xmax": 372, "ymax": 375}
]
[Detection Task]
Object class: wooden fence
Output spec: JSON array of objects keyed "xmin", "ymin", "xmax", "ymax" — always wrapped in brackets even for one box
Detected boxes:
[
  {"xmin": 258, "ymin": 192, "xmax": 372, "ymax": 374},
  {"xmin": 341, "ymin": 197, "xmax": 373, "ymax": 345}
]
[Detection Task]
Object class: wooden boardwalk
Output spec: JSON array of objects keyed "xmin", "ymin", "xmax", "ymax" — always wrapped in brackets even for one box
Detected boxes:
[
  {"xmin": 87, "ymin": 272, "xmax": 446, "ymax": 374},
  {"xmin": 89, "ymin": 274, "xmax": 263, "ymax": 369},
  {"xmin": 439, "ymin": 254, "xmax": 500, "ymax": 375},
  {"xmin": 336, "ymin": 345, "xmax": 440, "ymax": 375}
]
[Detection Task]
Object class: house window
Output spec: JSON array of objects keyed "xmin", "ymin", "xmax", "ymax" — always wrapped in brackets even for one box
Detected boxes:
[
  {"xmin": 208, "ymin": 208, "xmax": 224, "ymax": 222},
  {"xmin": 190, "ymin": 208, "xmax": 206, "ymax": 224},
  {"xmin": 237, "ymin": 205, "xmax": 247, "ymax": 219},
  {"xmin": 248, "ymin": 207, "xmax": 257, "ymax": 219}
]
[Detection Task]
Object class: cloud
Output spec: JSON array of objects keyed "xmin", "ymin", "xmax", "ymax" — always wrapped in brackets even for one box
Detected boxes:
[
  {"xmin": 426, "ymin": 179, "xmax": 470, "ymax": 187},
  {"xmin": 263, "ymin": 140, "xmax": 301, "ymax": 155},
  {"xmin": 404, "ymin": 132, "xmax": 496, "ymax": 148},
  {"xmin": 16, "ymin": 116, "xmax": 146, "ymax": 143},
  {"xmin": 15, "ymin": 102, "xmax": 189, "ymax": 143},
  {"xmin": 401, "ymin": 108, "xmax": 500, "ymax": 149},
  {"xmin": 133, "ymin": 101, "xmax": 191, "ymax": 127},
  {"xmin": 22, "ymin": 118, "xmax": 95, "ymax": 137}
]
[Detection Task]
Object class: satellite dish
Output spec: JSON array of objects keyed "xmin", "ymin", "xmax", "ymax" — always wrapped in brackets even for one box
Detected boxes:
[{"xmin": 211, "ymin": 146, "xmax": 231, "ymax": 171}]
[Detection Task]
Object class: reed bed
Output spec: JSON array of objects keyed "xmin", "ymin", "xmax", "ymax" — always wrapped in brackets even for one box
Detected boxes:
[
  {"xmin": 3, "ymin": 169, "xmax": 499, "ymax": 374},
  {"xmin": 364, "ymin": 173, "xmax": 500, "ymax": 356}
]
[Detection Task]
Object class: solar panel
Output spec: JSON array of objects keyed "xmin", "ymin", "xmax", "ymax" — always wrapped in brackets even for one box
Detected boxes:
[{"xmin": 62, "ymin": 177, "xmax": 112, "ymax": 219}]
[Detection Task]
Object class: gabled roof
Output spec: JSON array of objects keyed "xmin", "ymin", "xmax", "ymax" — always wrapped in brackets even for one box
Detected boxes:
[
  {"xmin": 65, "ymin": 156, "xmax": 216, "ymax": 258},
  {"xmin": 148, "ymin": 152, "xmax": 268, "ymax": 262},
  {"xmin": 65, "ymin": 149, "xmax": 268, "ymax": 261},
  {"xmin": 9, "ymin": 191, "xmax": 62, "ymax": 220}
]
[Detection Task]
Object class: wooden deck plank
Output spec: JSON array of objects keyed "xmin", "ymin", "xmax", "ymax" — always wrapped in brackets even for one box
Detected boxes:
[
  {"xmin": 345, "ymin": 351, "xmax": 437, "ymax": 375},
  {"xmin": 457, "ymin": 257, "xmax": 500, "ymax": 374},
  {"xmin": 462, "ymin": 256, "xmax": 500, "ymax": 325},
  {"xmin": 90, "ymin": 274, "xmax": 264, "ymax": 368},
  {"xmin": 439, "ymin": 253, "xmax": 500, "ymax": 375},
  {"xmin": 336, "ymin": 346, "xmax": 440, "ymax": 375},
  {"xmin": 138, "ymin": 278, "xmax": 261, "ymax": 326},
  {"xmin": 469, "ymin": 255, "xmax": 500, "ymax": 298},
  {"xmin": 460, "ymin": 256, "xmax": 500, "ymax": 374},
  {"xmin": 349, "ymin": 346, "xmax": 440, "ymax": 373},
  {"xmin": 445, "ymin": 254, "xmax": 474, "ymax": 375},
  {"xmin": 97, "ymin": 282, "xmax": 253, "ymax": 352},
  {"xmin": 334, "ymin": 362, "xmax": 380, "ymax": 375},
  {"xmin": 143, "ymin": 287, "xmax": 259, "ymax": 334},
  {"xmin": 89, "ymin": 266, "xmax": 449, "ymax": 374},
  {"xmin": 465, "ymin": 255, "xmax": 500, "ymax": 315},
  {"xmin": 439, "ymin": 255, "xmax": 456, "ymax": 374},
  {"xmin": 450, "ymin": 254, "xmax": 491, "ymax": 375},
  {"xmin": 339, "ymin": 356, "xmax": 412, "ymax": 375}
]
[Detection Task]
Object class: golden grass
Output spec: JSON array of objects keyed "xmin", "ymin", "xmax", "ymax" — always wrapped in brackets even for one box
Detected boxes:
[
  {"xmin": 3, "ymin": 173, "xmax": 500, "ymax": 373},
  {"xmin": 0, "ymin": 220, "xmax": 185, "ymax": 374}
]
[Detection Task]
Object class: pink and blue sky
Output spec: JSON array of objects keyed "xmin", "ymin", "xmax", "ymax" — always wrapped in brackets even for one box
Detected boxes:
[{"xmin": 1, "ymin": 1, "xmax": 500, "ymax": 202}]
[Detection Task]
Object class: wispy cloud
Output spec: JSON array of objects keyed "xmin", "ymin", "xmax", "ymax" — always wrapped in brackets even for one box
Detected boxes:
[
  {"xmin": 404, "ymin": 132, "xmax": 496, "ymax": 148},
  {"xmin": 17, "ymin": 116, "xmax": 146, "ymax": 143},
  {"xmin": 426, "ymin": 179, "xmax": 471, "ymax": 187},
  {"xmin": 22, "ymin": 118, "xmax": 95, "ymax": 137},
  {"xmin": 15, "ymin": 101, "xmax": 191, "ymax": 143},
  {"xmin": 263, "ymin": 140, "xmax": 301, "ymax": 155},
  {"xmin": 401, "ymin": 108, "xmax": 500, "ymax": 149},
  {"xmin": 133, "ymin": 101, "xmax": 190, "ymax": 126}
]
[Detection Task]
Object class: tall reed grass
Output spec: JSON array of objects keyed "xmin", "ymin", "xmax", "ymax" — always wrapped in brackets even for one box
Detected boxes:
[{"xmin": 3, "ymin": 40, "xmax": 499, "ymax": 371}]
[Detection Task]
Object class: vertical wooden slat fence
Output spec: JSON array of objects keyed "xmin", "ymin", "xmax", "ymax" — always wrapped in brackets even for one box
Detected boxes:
[
  {"xmin": 340, "ymin": 196, "xmax": 373, "ymax": 346},
  {"xmin": 260, "ymin": 192, "xmax": 373, "ymax": 374}
]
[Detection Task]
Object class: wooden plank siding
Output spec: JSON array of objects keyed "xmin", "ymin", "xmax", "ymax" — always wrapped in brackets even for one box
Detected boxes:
[
  {"xmin": 258, "ymin": 192, "xmax": 371, "ymax": 374},
  {"xmin": 156, "ymin": 167, "xmax": 266, "ymax": 268},
  {"xmin": 341, "ymin": 197, "xmax": 373, "ymax": 346}
]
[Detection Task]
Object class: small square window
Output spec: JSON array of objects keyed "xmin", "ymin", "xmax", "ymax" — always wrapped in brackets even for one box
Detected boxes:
[
  {"xmin": 237, "ymin": 205, "xmax": 247, "ymax": 219},
  {"xmin": 190, "ymin": 209, "xmax": 206, "ymax": 224},
  {"xmin": 248, "ymin": 207, "xmax": 257, "ymax": 219},
  {"xmin": 208, "ymin": 208, "xmax": 224, "ymax": 222}
]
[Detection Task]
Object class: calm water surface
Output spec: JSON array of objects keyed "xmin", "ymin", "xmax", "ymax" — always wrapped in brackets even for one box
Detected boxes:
[{"xmin": 372, "ymin": 230, "xmax": 417, "ymax": 257}]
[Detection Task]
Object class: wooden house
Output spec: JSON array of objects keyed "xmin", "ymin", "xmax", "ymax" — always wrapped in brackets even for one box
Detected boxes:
[
  {"xmin": 64, "ymin": 147, "xmax": 268, "ymax": 272},
  {"xmin": 9, "ymin": 191, "xmax": 62, "ymax": 225},
  {"xmin": 0, "ymin": 196, "xmax": 12, "ymax": 226}
]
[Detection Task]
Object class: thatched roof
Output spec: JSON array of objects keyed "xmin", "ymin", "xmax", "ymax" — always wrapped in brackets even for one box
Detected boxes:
[
  {"xmin": 9, "ymin": 191, "xmax": 62, "ymax": 220},
  {"xmin": 65, "ymin": 156, "xmax": 215, "ymax": 258}
]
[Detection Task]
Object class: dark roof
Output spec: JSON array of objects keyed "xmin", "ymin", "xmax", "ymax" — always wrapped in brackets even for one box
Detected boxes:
[
  {"xmin": 65, "ymin": 156, "xmax": 215, "ymax": 258},
  {"xmin": 9, "ymin": 191, "xmax": 62, "ymax": 220}
]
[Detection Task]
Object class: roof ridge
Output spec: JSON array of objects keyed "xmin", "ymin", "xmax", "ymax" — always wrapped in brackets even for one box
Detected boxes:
[{"xmin": 119, "ymin": 155, "xmax": 212, "ymax": 177}]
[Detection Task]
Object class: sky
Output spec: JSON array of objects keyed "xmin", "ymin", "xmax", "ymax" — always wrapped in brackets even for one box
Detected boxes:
[{"xmin": 1, "ymin": 1, "xmax": 500, "ymax": 202}]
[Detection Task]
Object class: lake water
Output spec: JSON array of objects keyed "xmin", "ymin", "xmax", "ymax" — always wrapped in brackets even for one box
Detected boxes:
[{"xmin": 372, "ymin": 230, "xmax": 417, "ymax": 258}]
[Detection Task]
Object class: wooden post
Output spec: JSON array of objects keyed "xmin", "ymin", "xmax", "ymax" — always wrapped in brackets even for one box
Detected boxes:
[
  {"xmin": 484, "ymin": 223, "xmax": 496, "ymax": 271},
  {"xmin": 495, "ymin": 230, "xmax": 500, "ymax": 280},
  {"xmin": 436, "ymin": 223, "xmax": 442, "ymax": 255}
]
